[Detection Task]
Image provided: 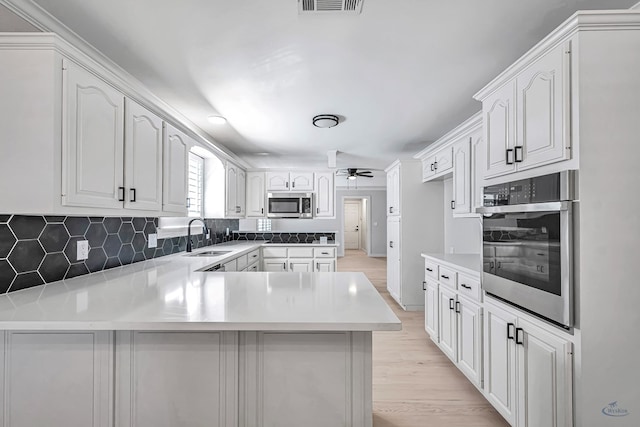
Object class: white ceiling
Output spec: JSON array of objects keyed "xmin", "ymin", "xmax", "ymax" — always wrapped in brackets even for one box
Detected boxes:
[{"xmin": 14, "ymin": 0, "xmax": 640, "ymax": 169}]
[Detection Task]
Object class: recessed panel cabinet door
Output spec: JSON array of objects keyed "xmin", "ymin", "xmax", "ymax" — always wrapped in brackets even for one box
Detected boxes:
[
  {"xmin": 516, "ymin": 43, "xmax": 570, "ymax": 171},
  {"xmin": 290, "ymin": 172, "xmax": 314, "ymax": 191},
  {"xmin": 425, "ymin": 282, "xmax": 439, "ymax": 340},
  {"xmin": 124, "ymin": 99, "xmax": 163, "ymax": 211},
  {"xmin": 315, "ymin": 259, "xmax": 335, "ymax": 272},
  {"xmin": 262, "ymin": 258, "xmax": 288, "ymax": 272},
  {"xmin": 289, "ymin": 259, "xmax": 314, "ymax": 272},
  {"xmin": 452, "ymin": 139, "xmax": 471, "ymax": 215},
  {"xmin": 456, "ymin": 297, "xmax": 482, "ymax": 388},
  {"xmin": 0, "ymin": 331, "xmax": 113, "ymax": 427},
  {"xmin": 225, "ymin": 163, "xmax": 238, "ymax": 217},
  {"xmin": 63, "ymin": 59, "xmax": 124, "ymax": 208},
  {"xmin": 386, "ymin": 217, "xmax": 401, "ymax": 301},
  {"xmin": 237, "ymin": 168, "xmax": 246, "ymax": 216},
  {"xmin": 437, "ymin": 286, "xmax": 457, "ymax": 362},
  {"xmin": 315, "ymin": 172, "xmax": 334, "ymax": 217},
  {"xmin": 483, "ymin": 82, "xmax": 516, "ymax": 179},
  {"xmin": 517, "ymin": 318, "xmax": 573, "ymax": 427},
  {"xmin": 162, "ymin": 124, "xmax": 189, "ymax": 215},
  {"xmin": 246, "ymin": 172, "xmax": 265, "ymax": 217},
  {"xmin": 484, "ymin": 302, "xmax": 518, "ymax": 426}
]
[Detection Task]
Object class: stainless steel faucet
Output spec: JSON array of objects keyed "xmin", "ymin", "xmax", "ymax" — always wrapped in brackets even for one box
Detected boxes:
[{"xmin": 186, "ymin": 218, "xmax": 209, "ymax": 252}]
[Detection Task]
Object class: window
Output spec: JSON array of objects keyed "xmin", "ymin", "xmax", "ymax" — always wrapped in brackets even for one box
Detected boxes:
[{"xmin": 188, "ymin": 152, "xmax": 204, "ymax": 217}]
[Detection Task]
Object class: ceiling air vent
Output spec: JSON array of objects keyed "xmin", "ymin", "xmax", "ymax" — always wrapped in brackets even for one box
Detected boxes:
[{"xmin": 299, "ymin": 0, "xmax": 364, "ymax": 14}]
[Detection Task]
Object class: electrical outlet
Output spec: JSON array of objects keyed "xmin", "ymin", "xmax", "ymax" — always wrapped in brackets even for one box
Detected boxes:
[
  {"xmin": 226, "ymin": 227, "xmax": 230, "ymax": 236},
  {"xmin": 206, "ymin": 231, "xmax": 210, "ymax": 239},
  {"xmin": 77, "ymin": 240, "xmax": 89, "ymax": 260},
  {"xmin": 148, "ymin": 233, "xmax": 158, "ymax": 248}
]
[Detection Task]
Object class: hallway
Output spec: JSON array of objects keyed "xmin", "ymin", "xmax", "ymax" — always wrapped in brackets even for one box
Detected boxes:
[{"xmin": 338, "ymin": 250, "xmax": 508, "ymax": 427}]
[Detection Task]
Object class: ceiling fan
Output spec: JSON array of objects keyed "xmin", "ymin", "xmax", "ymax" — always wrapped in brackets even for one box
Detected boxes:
[{"xmin": 336, "ymin": 168, "xmax": 375, "ymax": 180}]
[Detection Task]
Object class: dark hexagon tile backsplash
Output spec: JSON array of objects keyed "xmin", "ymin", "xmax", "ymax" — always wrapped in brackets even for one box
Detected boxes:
[{"xmin": 0, "ymin": 215, "xmax": 239, "ymax": 294}]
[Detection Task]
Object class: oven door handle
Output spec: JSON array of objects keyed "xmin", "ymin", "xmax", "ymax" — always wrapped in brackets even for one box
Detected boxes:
[{"xmin": 476, "ymin": 201, "xmax": 572, "ymax": 214}]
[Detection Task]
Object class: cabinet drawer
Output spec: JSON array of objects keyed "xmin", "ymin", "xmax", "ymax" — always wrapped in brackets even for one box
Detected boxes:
[
  {"xmin": 288, "ymin": 247, "xmax": 314, "ymax": 258},
  {"xmin": 247, "ymin": 249, "xmax": 260, "ymax": 264},
  {"xmin": 313, "ymin": 247, "xmax": 336, "ymax": 258},
  {"xmin": 235, "ymin": 254, "xmax": 248, "ymax": 270},
  {"xmin": 262, "ymin": 247, "xmax": 287, "ymax": 258},
  {"xmin": 223, "ymin": 259, "xmax": 237, "ymax": 272},
  {"xmin": 457, "ymin": 273, "xmax": 481, "ymax": 302},
  {"xmin": 424, "ymin": 260, "xmax": 439, "ymax": 280},
  {"xmin": 246, "ymin": 262, "xmax": 259, "ymax": 272},
  {"xmin": 438, "ymin": 266, "xmax": 457, "ymax": 289}
]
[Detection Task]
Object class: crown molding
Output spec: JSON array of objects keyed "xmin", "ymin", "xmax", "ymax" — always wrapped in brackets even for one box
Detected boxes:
[
  {"xmin": 0, "ymin": 0, "xmax": 251, "ymax": 169},
  {"xmin": 632, "ymin": 2, "xmax": 640, "ymax": 10},
  {"xmin": 474, "ymin": 10, "xmax": 640, "ymax": 101},
  {"xmin": 413, "ymin": 111, "xmax": 481, "ymax": 160}
]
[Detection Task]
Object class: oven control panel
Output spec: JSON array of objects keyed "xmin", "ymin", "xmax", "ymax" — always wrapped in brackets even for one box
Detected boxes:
[{"xmin": 483, "ymin": 173, "xmax": 561, "ymax": 206}]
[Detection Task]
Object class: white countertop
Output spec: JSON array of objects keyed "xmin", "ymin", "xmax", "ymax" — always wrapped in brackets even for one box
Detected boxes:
[
  {"xmin": 0, "ymin": 242, "xmax": 400, "ymax": 332},
  {"xmin": 262, "ymin": 241, "xmax": 339, "ymax": 247},
  {"xmin": 421, "ymin": 253, "xmax": 482, "ymax": 278}
]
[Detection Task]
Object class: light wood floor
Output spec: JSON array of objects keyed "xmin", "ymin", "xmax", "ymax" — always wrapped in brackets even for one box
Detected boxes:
[{"xmin": 338, "ymin": 250, "xmax": 509, "ymax": 427}]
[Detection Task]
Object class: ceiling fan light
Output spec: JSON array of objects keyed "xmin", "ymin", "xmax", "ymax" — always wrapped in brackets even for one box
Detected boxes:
[
  {"xmin": 312, "ymin": 114, "xmax": 339, "ymax": 128},
  {"xmin": 347, "ymin": 175, "xmax": 357, "ymax": 180},
  {"xmin": 207, "ymin": 115, "xmax": 227, "ymax": 125}
]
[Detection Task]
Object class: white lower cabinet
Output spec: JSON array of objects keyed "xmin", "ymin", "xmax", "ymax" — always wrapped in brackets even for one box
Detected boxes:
[
  {"xmin": 0, "ymin": 331, "xmax": 113, "ymax": 427},
  {"xmin": 386, "ymin": 217, "xmax": 401, "ymax": 302},
  {"xmin": 485, "ymin": 298, "xmax": 573, "ymax": 427},
  {"xmin": 262, "ymin": 246, "xmax": 337, "ymax": 272},
  {"xmin": 424, "ymin": 281, "xmax": 438, "ymax": 339},
  {"xmin": 437, "ymin": 285, "xmax": 457, "ymax": 361},
  {"xmin": 115, "ymin": 331, "xmax": 237, "ymax": 427},
  {"xmin": 456, "ymin": 296, "xmax": 483, "ymax": 388}
]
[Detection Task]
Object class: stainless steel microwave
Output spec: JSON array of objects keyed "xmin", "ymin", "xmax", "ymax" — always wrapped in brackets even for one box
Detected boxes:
[
  {"xmin": 266, "ymin": 193, "xmax": 314, "ymax": 218},
  {"xmin": 477, "ymin": 171, "xmax": 576, "ymax": 328}
]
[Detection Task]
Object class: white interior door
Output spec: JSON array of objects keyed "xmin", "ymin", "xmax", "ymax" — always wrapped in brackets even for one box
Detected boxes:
[{"xmin": 344, "ymin": 200, "xmax": 361, "ymax": 250}]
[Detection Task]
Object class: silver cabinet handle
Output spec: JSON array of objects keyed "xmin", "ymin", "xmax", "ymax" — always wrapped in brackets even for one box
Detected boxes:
[
  {"xmin": 316, "ymin": 262, "xmax": 319, "ymax": 270},
  {"xmin": 389, "ymin": 241, "xmax": 394, "ymax": 248}
]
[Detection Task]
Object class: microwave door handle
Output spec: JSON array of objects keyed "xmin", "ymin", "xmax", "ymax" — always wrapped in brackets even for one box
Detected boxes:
[{"xmin": 476, "ymin": 201, "xmax": 571, "ymax": 214}]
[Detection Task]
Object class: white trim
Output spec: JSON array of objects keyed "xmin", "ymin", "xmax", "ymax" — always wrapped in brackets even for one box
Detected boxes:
[
  {"xmin": 340, "ymin": 195, "xmax": 372, "ymax": 257},
  {"xmin": 474, "ymin": 10, "xmax": 640, "ymax": 101},
  {"xmin": 0, "ymin": 0, "xmax": 251, "ymax": 169},
  {"xmin": 413, "ymin": 112, "xmax": 482, "ymax": 159},
  {"xmin": 632, "ymin": 2, "xmax": 640, "ymax": 10}
]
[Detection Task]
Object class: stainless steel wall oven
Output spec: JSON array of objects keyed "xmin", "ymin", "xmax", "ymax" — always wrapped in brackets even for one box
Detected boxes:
[{"xmin": 477, "ymin": 172, "xmax": 576, "ymax": 328}]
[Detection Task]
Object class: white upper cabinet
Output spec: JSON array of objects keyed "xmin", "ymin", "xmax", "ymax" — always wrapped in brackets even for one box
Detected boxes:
[
  {"xmin": 246, "ymin": 172, "xmax": 265, "ymax": 217},
  {"xmin": 314, "ymin": 172, "xmax": 334, "ymax": 218},
  {"xmin": 266, "ymin": 172, "xmax": 314, "ymax": 192},
  {"xmin": 451, "ymin": 138, "xmax": 471, "ymax": 215},
  {"xmin": 478, "ymin": 41, "xmax": 571, "ymax": 180},
  {"xmin": 483, "ymin": 82, "xmax": 517, "ymax": 179},
  {"xmin": 124, "ymin": 99, "xmax": 163, "ymax": 211},
  {"xmin": 386, "ymin": 164, "xmax": 401, "ymax": 216},
  {"xmin": 162, "ymin": 124, "xmax": 190, "ymax": 215},
  {"xmin": 225, "ymin": 162, "xmax": 246, "ymax": 217},
  {"xmin": 421, "ymin": 147, "xmax": 453, "ymax": 182},
  {"xmin": 515, "ymin": 43, "xmax": 570, "ymax": 171},
  {"xmin": 62, "ymin": 59, "xmax": 125, "ymax": 209},
  {"xmin": 470, "ymin": 129, "xmax": 484, "ymax": 213}
]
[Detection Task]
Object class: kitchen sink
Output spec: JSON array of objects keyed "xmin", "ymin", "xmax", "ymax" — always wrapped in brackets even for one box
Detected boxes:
[{"xmin": 186, "ymin": 250, "xmax": 232, "ymax": 257}]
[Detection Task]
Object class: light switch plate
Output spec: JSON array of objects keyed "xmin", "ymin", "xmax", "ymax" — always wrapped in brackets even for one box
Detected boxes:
[
  {"xmin": 77, "ymin": 240, "xmax": 89, "ymax": 260},
  {"xmin": 148, "ymin": 233, "xmax": 158, "ymax": 248}
]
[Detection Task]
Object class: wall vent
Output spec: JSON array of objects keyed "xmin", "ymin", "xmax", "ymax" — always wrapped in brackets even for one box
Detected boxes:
[{"xmin": 299, "ymin": 0, "xmax": 364, "ymax": 14}]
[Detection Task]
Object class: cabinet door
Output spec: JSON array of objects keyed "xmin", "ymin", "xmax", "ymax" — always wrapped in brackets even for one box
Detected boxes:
[
  {"xmin": 470, "ymin": 129, "xmax": 484, "ymax": 213},
  {"xmin": 315, "ymin": 259, "xmax": 335, "ymax": 272},
  {"xmin": 425, "ymin": 281, "xmax": 439, "ymax": 340},
  {"xmin": 452, "ymin": 138, "xmax": 471, "ymax": 215},
  {"xmin": 262, "ymin": 258, "xmax": 288, "ymax": 272},
  {"xmin": 314, "ymin": 172, "xmax": 334, "ymax": 217},
  {"xmin": 290, "ymin": 172, "xmax": 314, "ymax": 191},
  {"xmin": 289, "ymin": 259, "xmax": 314, "ymax": 272},
  {"xmin": 223, "ymin": 259, "xmax": 237, "ymax": 272},
  {"xmin": 516, "ymin": 43, "xmax": 570, "ymax": 171},
  {"xmin": 483, "ymin": 82, "xmax": 516, "ymax": 178},
  {"xmin": 386, "ymin": 165, "xmax": 400, "ymax": 216},
  {"xmin": 386, "ymin": 217, "xmax": 401, "ymax": 301},
  {"xmin": 246, "ymin": 172, "xmax": 265, "ymax": 217},
  {"xmin": 237, "ymin": 168, "xmax": 246, "ymax": 216},
  {"xmin": 434, "ymin": 146, "xmax": 453, "ymax": 175},
  {"xmin": 115, "ymin": 331, "xmax": 237, "ymax": 427},
  {"xmin": 421, "ymin": 154, "xmax": 436, "ymax": 181},
  {"xmin": 124, "ymin": 99, "xmax": 163, "ymax": 211},
  {"xmin": 457, "ymin": 296, "xmax": 483, "ymax": 388},
  {"xmin": 162, "ymin": 124, "xmax": 189, "ymax": 215},
  {"xmin": 0, "ymin": 331, "xmax": 113, "ymax": 427},
  {"xmin": 266, "ymin": 172, "xmax": 290, "ymax": 191},
  {"xmin": 63, "ymin": 59, "xmax": 124, "ymax": 209},
  {"xmin": 516, "ymin": 318, "xmax": 573, "ymax": 427},
  {"xmin": 484, "ymin": 301, "xmax": 518, "ymax": 426},
  {"xmin": 437, "ymin": 286, "xmax": 457, "ymax": 362},
  {"xmin": 225, "ymin": 163, "xmax": 238, "ymax": 217}
]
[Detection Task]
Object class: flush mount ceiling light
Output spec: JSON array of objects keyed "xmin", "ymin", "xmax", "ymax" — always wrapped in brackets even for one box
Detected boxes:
[
  {"xmin": 207, "ymin": 115, "xmax": 227, "ymax": 125},
  {"xmin": 312, "ymin": 114, "xmax": 339, "ymax": 128}
]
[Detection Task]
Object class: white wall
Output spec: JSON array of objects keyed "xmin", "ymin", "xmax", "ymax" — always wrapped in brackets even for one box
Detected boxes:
[
  {"xmin": 443, "ymin": 178, "xmax": 481, "ymax": 254},
  {"xmin": 238, "ymin": 188, "xmax": 387, "ymax": 257}
]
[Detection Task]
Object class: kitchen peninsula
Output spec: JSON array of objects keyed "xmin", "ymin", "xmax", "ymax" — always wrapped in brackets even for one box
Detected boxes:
[{"xmin": 0, "ymin": 242, "xmax": 400, "ymax": 427}]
